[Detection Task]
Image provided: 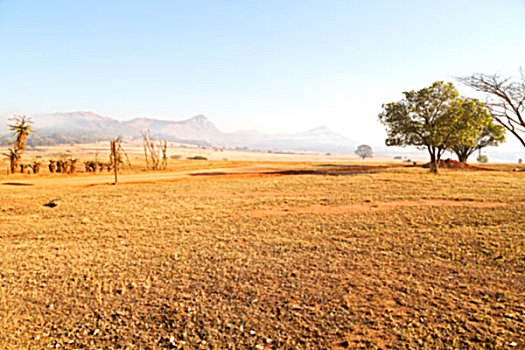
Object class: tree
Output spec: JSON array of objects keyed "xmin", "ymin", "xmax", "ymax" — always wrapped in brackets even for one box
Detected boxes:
[
  {"xmin": 3, "ymin": 116, "xmax": 33, "ymax": 174},
  {"xmin": 447, "ymin": 98, "xmax": 505, "ymax": 163},
  {"xmin": 141, "ymin": 130, "xmax": 167, "ymax": 170},
  {"xmin": 378, "ymin": 81, "xmax": 460, "ymax": 173},
  {"xmin": 458, "ymin": 70, "xmax": 524, "ymax": 147},
  {"xmin": 9, "ymin": 115, "xmax": 33, "ymax": 154},
  {"xmin": 355, "ymin": 144, "xmax": 373, "ymax": 159}
]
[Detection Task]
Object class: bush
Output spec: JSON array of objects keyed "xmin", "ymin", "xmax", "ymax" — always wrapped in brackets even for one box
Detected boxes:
[
  {"xmin": 187, "ymin": 156, "xmax": 207, "ymax": 160},
  {"xmin": 477, "ymin": 154, "xmax": 489, "ymax": 163}
]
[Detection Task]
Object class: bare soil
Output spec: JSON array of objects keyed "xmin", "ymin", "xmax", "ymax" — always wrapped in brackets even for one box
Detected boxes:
[{"xmin": 0, "ymin": 162, "xmax": 523, "ymax": 349}]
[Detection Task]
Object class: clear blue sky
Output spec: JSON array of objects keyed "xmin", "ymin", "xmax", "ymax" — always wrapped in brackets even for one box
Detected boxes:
[{"xmin": 1, "ymin": 0, "xmax": 524, "ymax": 149}]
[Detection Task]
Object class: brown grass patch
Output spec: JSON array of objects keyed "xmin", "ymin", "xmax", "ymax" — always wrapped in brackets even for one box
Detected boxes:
[
  {"xmin": 0, "ymin": 164, "xmax": 523, "ymax": 349},
  {"xmin": 246, "ymin": 199, "xmax": 512, "ymax": 217}
]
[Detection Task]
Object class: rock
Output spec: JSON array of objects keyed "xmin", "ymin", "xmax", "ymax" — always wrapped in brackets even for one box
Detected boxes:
[{"xmin": 43, "ymin": 200, "xmax": 60, "ymax": 208}]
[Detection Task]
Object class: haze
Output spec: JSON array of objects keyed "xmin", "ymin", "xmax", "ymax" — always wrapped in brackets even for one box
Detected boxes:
[{"xmin": 0, "ymin": 0, "xmax": 524, "ymax": 155}]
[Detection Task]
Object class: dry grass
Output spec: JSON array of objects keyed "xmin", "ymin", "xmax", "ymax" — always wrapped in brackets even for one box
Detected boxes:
[{"xmin": 0, "ymin": 164, "xmax": 524, "ymax": 349}]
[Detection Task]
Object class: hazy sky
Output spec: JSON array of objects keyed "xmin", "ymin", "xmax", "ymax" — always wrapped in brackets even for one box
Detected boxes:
[{"xmin": 1, "ymin": 0, "xmax": 524, "ymax": 149}]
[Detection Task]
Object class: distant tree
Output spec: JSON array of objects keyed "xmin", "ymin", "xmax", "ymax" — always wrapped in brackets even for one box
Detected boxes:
[
  {"xmin": 447, "ymin": 98, "xmax": 505, "ymax": 163},
  {"xmin": 378, "ymin": 82, "xmax": 460, "ymax": 173},
  {"xmin": 458, "ymin": 70, "xmax": 524, "ymax": 147},
  {"xmin": 355, "ymin": 144, "xmax": 373, "ymax": 159}
]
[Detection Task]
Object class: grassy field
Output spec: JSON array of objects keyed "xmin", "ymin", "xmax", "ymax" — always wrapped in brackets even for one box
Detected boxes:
[{"xmin": 0, "ymin": 162, "xmax": 524, "ymax": 349}]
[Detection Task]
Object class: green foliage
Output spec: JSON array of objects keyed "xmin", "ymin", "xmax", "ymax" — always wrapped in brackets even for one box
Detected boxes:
[
  {"xmin": 379, "ymin": 82, "xmax": 459, "ymax": 149},
  {"xmin": 378, "ymin": 81, "xmax": 460, "ymax": 173},
  {"xmin": 355, "ymin": 144, "xmax": 373, "ymax": 159},
  {"xmin": 378, "ymin": 81, "xmax": 505, "ymax": 172},
  {"xmin": 449, "ymin": 99, "xmax": 505, "ymax": 163}
]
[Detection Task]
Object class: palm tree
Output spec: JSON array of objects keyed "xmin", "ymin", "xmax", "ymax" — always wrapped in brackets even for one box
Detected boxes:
[
  {"xmin": 9, "ymin": 115, "xmax": 33, "ymax": 153},
  {"xmin": 3, "ymin": 116, "xmax": 33, "ymax": 174}
]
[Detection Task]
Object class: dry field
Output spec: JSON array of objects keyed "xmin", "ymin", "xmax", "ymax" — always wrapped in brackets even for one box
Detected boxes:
[{"xmin": 0, "ymin": 161, "xmax": 524, "ymax": 349}]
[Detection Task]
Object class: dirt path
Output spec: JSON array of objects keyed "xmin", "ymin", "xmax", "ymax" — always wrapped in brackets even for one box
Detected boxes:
[
  {"xmin": 0, "ymin": 164, "xmax": 295, "ymax": 189},
  {"xmin": 0, "ymin": 164, "xmax": 393, "ymax": 190}
]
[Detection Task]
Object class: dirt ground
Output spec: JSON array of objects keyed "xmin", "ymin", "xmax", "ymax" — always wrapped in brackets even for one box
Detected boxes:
[{"xmin": 0, "ymin": 161, "xmax": 524, "ymax": 349}]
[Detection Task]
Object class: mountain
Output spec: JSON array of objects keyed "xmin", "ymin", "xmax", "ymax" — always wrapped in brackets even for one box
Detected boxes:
[
  {"xmin": 1, "ymin": 111, "xmax": 355, "ymax": 152},
  {"xmin": 31, "ymin": 111, "xmax": 119, "ymax": 131},
  {"xmin": 223, "ymin": 126, "xmax": 355, "ymax": 152},
  {"xmin": 120, "ymin": 114, "xmax": 222, "ymax": 143}
]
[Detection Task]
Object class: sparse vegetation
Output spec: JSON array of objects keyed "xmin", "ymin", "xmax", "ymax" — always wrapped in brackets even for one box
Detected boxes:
[
  {"xmin": 187, "ymin": 155, "xmax": 208, "ymax": 160},
  {"xmin": 141, "ymin": 130, "xmax": 168, "ymax": 170},
  {"xmin": 0, "ymin": 162, "xmax": 523, "ymax": 348}
]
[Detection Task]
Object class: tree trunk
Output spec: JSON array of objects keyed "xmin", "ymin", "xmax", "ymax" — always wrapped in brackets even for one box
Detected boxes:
[
  {"xmin": 457, "ymin": 152, "xmax": 468, "ymax": 164},
  {"xmin": 429, "ymin": 151, "xmax": 438, "ymax": 174},
  {"xmin": 10, "ymin": 158, "xmax": 20, "ymax": 174},
  {"xmin": 111, "ymin": 140, "xmax": 118, "ymax": 185}
]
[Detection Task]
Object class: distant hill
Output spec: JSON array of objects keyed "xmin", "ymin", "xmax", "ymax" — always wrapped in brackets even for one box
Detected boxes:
[{"xmin": 0, "ymin": 111, "xmax": 356, "ymax": 152}]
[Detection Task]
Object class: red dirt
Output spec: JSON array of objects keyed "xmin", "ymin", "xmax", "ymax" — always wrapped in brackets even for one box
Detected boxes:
[
  {"xmin": 0, "ymin": 165, "xmax": 390, "ymax": 189},
  {"xmin": 422, "ymin": 158, "xmax": 496, "ymax": 171}
]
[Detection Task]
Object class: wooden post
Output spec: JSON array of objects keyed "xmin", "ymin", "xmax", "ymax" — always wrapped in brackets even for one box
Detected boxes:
[
  {"xmin": 141, "ymin": 131, "xmax": 149, "ymax": 170},
  {"xmin": 111, "ymin": 140, "xmax": 118, "ymax": 184},
  {"xmin": 162, "ymin": 140, "xmax": 167, "ymax": 170}
]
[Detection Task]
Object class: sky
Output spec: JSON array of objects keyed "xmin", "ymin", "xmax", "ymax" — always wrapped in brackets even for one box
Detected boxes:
[{"xmin": 0, "ymin": 0, "xmax": 524, "ymax": 155}]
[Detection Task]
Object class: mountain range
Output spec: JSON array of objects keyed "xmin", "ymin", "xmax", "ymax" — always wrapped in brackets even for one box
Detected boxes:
[{"xmin": 0, "ymin": 112, "xmax": 356, "ymax": 152}]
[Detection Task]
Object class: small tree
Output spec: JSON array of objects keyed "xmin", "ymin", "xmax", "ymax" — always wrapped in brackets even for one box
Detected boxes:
[
  {"xmin": 4, "ymin": 116, "xmax": 33, "ymax": 174},
  {"xmin": 378, "ymin": 82, "xmax": 460, "ymax": 173},
  {"xmin": 458, "ymin": 70, "xmax": 524, "ymax": 147},
  {"xmin": 9, "ymin": 116, "xmax": 33, "ymax": 153},
  {"xmin": 355, "ymin": 144, "xmax": 373, "ymax": 159},
  {"xmin": 141, "ymin": 130, "xmax": 167, "ymax": 170},
  {"xmin": 447, "ymin": 98, "xmax": 505, "ymax": 163}
]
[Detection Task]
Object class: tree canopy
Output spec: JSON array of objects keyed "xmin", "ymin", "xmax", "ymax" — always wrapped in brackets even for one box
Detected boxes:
[
  {"xmin": 447, "ymin": 98, "xmax": 505, "ymax": 163},
  {"xmin": 378, "ymin": 81, "xmax": 504, "ymax": 172},
  {"xmin": 379, "ymin": 81, "xmax": 460, "ymax": 173}
]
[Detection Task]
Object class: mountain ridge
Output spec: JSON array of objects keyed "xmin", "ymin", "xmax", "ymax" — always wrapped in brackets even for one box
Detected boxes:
[{"xmin": 0, "ymin": 111, "xmax": 356, "ymax": 152}]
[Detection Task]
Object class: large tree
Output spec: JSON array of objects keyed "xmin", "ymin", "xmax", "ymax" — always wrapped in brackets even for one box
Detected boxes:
[
  {"xmin": 458, "ymin": 70, "xmax": 524, "ymax": 147},
  {"xmin": 378, "ymin": 81, "xmax": 460, "ymax": 173},
  {"xmin": 447, "ymin": 98, "xmax": 505, "ymax": 163}
]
